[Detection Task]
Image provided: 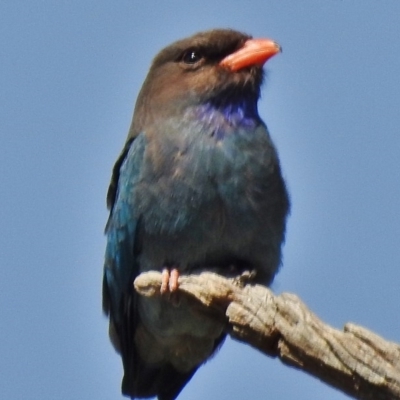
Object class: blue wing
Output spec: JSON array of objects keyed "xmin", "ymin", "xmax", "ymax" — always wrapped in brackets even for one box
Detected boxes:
[
  {"xmin": 102, "ymin": 133, "xmax": 146, "ymax": 393},
  {"xmin": 103, "ymin": 133, "xmax": 145, "ymax": 319}
]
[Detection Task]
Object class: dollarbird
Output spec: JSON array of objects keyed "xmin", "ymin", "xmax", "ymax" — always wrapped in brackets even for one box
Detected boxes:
[{"xmin": 103, "ymin": 29, "xmax": 290, "ymax": 400}]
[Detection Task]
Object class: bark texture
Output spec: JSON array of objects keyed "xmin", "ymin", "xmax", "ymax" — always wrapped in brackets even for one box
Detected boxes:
[{"xmin": 134, "ymin": 271, "xmax": 400, "ymax": 400}]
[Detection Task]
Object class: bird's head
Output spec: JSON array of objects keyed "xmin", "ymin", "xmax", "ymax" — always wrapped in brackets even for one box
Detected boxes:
[{"xmin": 130, "ymin": 29, "xmax": 281, "ymax": 135}]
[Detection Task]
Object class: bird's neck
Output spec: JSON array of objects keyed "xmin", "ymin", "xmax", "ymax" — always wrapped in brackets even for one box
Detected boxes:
[
  {"xmin": 192, "ymin": 99, "xmax": 260, "ymax": 131},
  {"xmin": 129, "ymin": 97, "xmax": 260, "ymax": 139}
]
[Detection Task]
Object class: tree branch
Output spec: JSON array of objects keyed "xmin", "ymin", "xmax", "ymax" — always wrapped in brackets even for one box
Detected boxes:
[{"xmin": 134, "ymin": 271, "xmax": 400, "ymax": 400}]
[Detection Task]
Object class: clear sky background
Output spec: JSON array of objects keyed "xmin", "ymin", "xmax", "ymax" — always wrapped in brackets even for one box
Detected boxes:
[{"xmin": 1, "ymin": 1, "xmax": 400, "ymax": 399}]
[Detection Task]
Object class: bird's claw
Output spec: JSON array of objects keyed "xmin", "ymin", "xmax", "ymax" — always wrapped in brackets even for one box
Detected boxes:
[
  {"xmin": 233, "ymin": 269, "xmax": 257, "ymax": 287},
  {"xmin": 160, "ymin": 267, "xmax": 180, "ymax": 294}
]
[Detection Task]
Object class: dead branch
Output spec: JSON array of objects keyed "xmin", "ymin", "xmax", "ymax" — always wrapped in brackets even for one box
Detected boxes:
[{"xmin": 134, "ymin": 271, "xmax": 400, "ymax": 400}]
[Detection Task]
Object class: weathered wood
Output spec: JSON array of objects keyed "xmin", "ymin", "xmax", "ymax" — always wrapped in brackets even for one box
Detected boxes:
[{"xmin": 134, "ymin": 271, "xmax": 400, "ymax": 400}]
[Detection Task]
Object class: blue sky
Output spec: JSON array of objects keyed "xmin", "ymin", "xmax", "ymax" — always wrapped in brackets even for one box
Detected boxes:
[{"xmin": 1, "ymin": 1, "xmax": 400, "ymax": 399}]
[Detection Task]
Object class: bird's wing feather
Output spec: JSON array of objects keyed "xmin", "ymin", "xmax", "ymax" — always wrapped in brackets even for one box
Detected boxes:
[
  {"xmin": 103, "ymin": 133, "xmax": 146, "ymax": 316},
  {"xmin": 102, "ymin": 133, "xmax": 146, "ymax": 395}
]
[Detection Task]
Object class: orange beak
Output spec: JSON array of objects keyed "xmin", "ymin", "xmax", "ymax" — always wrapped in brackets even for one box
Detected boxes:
[{"xmin": 219, "ymin": 38, "xmax": 281, "ymax": 72}]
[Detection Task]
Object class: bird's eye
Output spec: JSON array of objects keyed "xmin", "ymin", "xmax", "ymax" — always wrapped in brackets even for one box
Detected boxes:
[{"xmin": 181, "ymin": 49, "xmax": 203, "ymax": 64}]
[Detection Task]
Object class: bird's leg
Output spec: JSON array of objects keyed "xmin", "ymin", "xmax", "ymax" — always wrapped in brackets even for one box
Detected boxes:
[
  {"xmin": 160, "ymin": 267, "xmax": 180, "ymax": 294},
  {"xmin": 160, "ymin": 268, "xmax": 169, "ymax": 294},
  {"xmin": 169, "ymin": 268, "xmax": 179, "ymax": 292}
]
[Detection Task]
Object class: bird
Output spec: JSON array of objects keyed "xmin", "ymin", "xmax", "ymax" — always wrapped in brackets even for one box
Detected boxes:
[{"xmin": 102, "ymin": 28, "xmax": 290, "ymax": 400}]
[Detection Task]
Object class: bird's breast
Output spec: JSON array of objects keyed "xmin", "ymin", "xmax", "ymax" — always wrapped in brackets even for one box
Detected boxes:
[
  {"xmin": 133, "ymin": 111, "xmax": 287, "ymax": 370},
  {"xmin": 135, "ymin": 113, "xmax": 280, "ymax": 271}
]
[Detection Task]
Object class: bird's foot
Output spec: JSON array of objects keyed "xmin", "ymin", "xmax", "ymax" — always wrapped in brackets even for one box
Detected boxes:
[
  {"xmin": 232, "ymin": 268, "xmax": 257, "ymax": 287},
  {"xmin": 160, "ymin": 267, "xmax": 180, "ymax": 294},
  {"xmin": 160, "ymin": 267, "xmax": 180, "ymax": 306}
]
